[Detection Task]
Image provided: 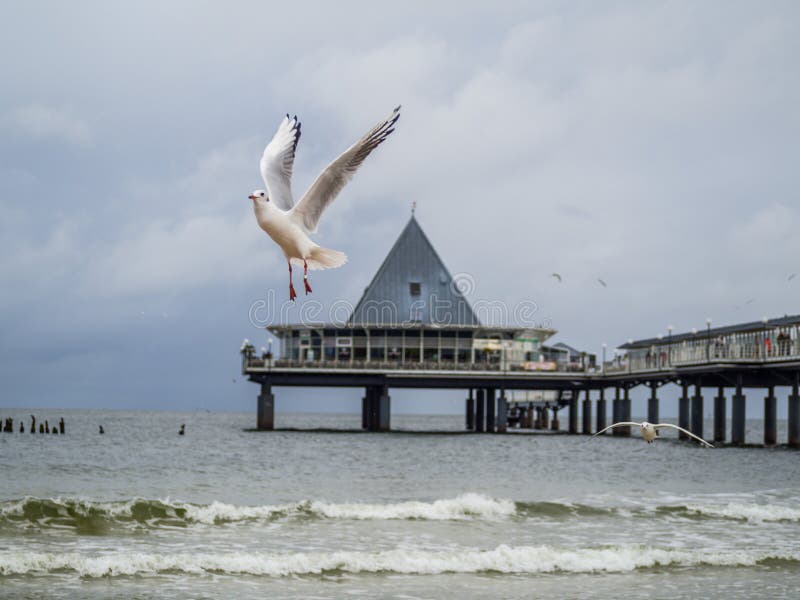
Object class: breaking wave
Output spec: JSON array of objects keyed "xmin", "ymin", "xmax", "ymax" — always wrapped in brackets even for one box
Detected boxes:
[
  {"xmin": 2, "ymin": 495, "xmax": 798, "ymax": 532},
  {"xmin": 2, "ymin": 545, "xmax": 799, "ymax": 578}
]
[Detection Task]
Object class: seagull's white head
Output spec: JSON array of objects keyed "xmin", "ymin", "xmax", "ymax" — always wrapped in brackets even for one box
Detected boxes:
[{"xmin": 248, "ymin": 189, "xmax": 268, "ymax": 203}]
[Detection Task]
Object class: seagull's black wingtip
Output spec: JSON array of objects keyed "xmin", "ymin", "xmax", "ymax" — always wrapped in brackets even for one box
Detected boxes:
[{"xmin": 394, "ymin": 104, "xmax": 401, "ymax": 112}]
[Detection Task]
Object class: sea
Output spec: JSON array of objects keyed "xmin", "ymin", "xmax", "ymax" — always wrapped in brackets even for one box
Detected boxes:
[{"xmin": 1, "ymin": 409, "xmax": 799, "ymax": 599}]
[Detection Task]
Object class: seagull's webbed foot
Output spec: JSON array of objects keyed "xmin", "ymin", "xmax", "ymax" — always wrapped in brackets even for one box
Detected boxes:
[
  {"xmin": 289, "ymin": 283, "xmax": 297, "ymax": 301},
  {"xmin": 304, "ymin": 277, "xmax": 312, "ymax": 295}
]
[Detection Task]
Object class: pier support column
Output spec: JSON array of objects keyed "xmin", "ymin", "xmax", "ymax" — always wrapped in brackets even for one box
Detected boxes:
[
  {"xmin": 475, "ymin": 389, "xmax": 485, "ymax": 432},
  {"xmin": 257, "ymin": 382, "xmax": 275, "ymax": 430},
  {"xmin": 569, "ymin": 392, "xmax": 579, "ymax": 434},
  {"xmin": 621, "ymin": 387, "xmax": 632, "ymax": 436},
  {"xmin": 648, "ymin": 383, "xmax": 659, "ymax": 425},
  {"xmin": 732, "ymin": 378, "xmax": 746, "ymax": 446},
  {"xmin": 551, "ymin": 407, "xmax": 560, "ymax": 431},
  {"xmin": 541, "ymin": 405, "xmax": 550, "ymax": 429},
  {"xmin": 486, "ymin": 388, "xmax": 496, "ymax": 433},
  {"xmin": 582, "ymin": 389, "xmax": 592, "ymax": 434},
  {"xmin": 377, "ymin": 385, "xmax": 391, "ymax": 432},
  {"xmin": 789, "ymin": 374, "xmax": 800, "ymax": 448},
  {"xmin": 679, "ymin": 384, "xmax": 690, "ymax": 440},
  {"xmin": 465, "ymin": 389, "xmax": 475, "ymax": 431},
  {"xmin": 496, "ymin": 393, "xmax": 508, "ymax": 433},
  {"xmin": 596, "ymin": 388, "xmax": 607, "ymax": 434},
  {"xmin": 714, "ymin": 387, "xmax": 726, "ymax": 443},
  {"xmin": 764, "ymin": 386, "xmax": 777, "ymax": 446},
  {"xmin": 612, "ymin": 387, "xmax": 622, "ymax": 436},
  {"xmin": 691, "ymin": 383, "xmax": 704, "ymax": 440}
]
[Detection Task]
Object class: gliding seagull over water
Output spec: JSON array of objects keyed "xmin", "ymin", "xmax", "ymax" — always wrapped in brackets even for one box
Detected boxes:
[
  {"xmin": 250, "ymin": 106, "xmax": 401, "ymax": 300},
  {"xmin": 593, "ymin": 421, "xmax": 714, "ymax": 447}
]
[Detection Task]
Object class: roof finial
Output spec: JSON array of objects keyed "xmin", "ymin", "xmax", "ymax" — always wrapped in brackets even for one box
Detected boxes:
[{"xmin": 411, "ymin": 201, "xmax": 416, "ymax": 215}]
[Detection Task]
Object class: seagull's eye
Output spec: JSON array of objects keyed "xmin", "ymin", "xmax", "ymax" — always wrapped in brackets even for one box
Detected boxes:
[{"xmin": 260, "ymin": 192, "xmax": 265, "ymax": 197}]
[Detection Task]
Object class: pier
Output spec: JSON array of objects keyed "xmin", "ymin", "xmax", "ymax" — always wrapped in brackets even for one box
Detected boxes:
[{"xmin": 241, "ymin": 215, "xmax": 800, "ymax": 447}]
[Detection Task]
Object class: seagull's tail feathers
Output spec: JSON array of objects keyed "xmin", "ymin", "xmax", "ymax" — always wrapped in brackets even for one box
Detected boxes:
[{"xmin": 306, "ymin": 246, "xmax": 348, "ymax": 270}]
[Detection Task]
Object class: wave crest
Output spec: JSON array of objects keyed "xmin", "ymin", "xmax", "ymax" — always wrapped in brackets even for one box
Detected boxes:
[{"xmin": 2, "ymin": 545, "xmax": 798, "ymax": 578}]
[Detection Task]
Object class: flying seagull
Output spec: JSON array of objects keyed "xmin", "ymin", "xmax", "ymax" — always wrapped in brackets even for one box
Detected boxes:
[
  {"xmin": 593, "ymin": 421, "xmax": 714, "ymax": 447},
  {"xmin": 597, "ymin": 278, "xmax": 607, "ymax": 287},
  {"xmin": 251, "ymin": 106, "xmax": 401, "ymax": 300},
  {"xmin": 551, "ymin": 273, "xmax": 562, "ymax": 283}
]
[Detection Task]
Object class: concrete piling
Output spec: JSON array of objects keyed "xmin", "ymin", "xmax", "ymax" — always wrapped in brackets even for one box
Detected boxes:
[
  {"xmin": 596, "ymin": 388, "xmax": 606, "ymax": 434},
  {"xmin": 648, "ymin": 383, "xmax": 659, "ymax": 425},
  {"xmin": 764, "ymin": 386, "xmax": 777, "ymax": 446},
  {"xmin": 465, "ymin": 389, "xmax": 475, "ymax": 431},
  {"xmin": 612, "ymin": 387, "xmax": 621, "ymax": 436},
  {"xmin": 621, "ymin": 387, "xmax": 632, "ymax": 436},
  {"xmin": 496, "ymin": 393, "xmax": 508, "ymax": 433},
  {"xmin": 582, "ymin": 389, "xmax": 592, "ymax": 434},
  {"xmin": 679, "ymin": 383, "xmax": 690, "ymax": 440},
  {"xmin": 732, "ymin": 377, "xmax": 746, "ymax": 446},
  {"xmin": 475, "ymin": 389, "xmax": 485, "ymax": 432},
  {"xmin": 790, "ymin": 374, "xmax": 800, "ymax": 449},
  {"xmin": 568, "ymin": 392, "xmax": 579, "ymax": 434},
  {"xmin": 257, "ymin": 383, "xmax": 275, "ymax": 430},
  {"xmin": 486, "ymin": 388, "xmax": 496, "ymax": 433},
  {"xmin": 714, "ymin": 386, "xmax": 726, "ymax": 443},
  {"xmin": 691, "ymin": 382, "xmax": 704, "ymax": 440}
]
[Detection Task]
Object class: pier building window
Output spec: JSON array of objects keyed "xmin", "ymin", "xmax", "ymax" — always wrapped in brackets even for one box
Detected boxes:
[{"xmin": 409, "ymin": 281, "xmax": 421, "ymax": 296}]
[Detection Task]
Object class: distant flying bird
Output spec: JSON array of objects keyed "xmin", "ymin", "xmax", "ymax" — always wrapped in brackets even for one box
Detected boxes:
[
  {"xmin": 789, "ymin": 273, "xmax": 797, "ymax": 281},
  {"xmin": 597, "ymin": 278, "xmax": 607, "ymax": 287},
  {"xmin": 251, "ymin": 106, "xmax": 401, "ymax": 300},
  {"xmin": 551, "ymin": 273, "xmax": 562, "ymax": 283},
  {"xmin": 745, "ymin": 298, "xmax": 755, "ymax": 305},
  {"xmin": 592, "ymin": 421, "xmax": 714, "ymax": 447}
]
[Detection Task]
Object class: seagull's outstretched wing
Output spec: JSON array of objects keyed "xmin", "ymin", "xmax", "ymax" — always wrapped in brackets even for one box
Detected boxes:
[
  {"xmin": 592, "ymin": 422, "xmax": 640, "ymax": 437},
  {"xmin": 653, "ymin": 423, "xmax": 714, "ymax": 447},
  {"xmin": 260, "ymin": 115, "xmax": 301, "ymax": 211},
  {"xmin": 290, "ymin": 106, "xmax": 400, "ymax": 234}
]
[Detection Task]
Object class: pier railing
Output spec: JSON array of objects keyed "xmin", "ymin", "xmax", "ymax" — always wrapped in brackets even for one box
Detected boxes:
[{"xmin": 605, "ymin": 338, "xmax": 800, "ymax": 374}]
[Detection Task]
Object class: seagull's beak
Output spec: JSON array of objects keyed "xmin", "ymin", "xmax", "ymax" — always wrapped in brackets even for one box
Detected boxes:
[{"xmin": 248, "ymin": 194, "xmax": 257, "ymax": 200}]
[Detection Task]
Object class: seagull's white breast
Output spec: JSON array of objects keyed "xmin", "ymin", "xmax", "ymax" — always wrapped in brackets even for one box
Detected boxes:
[{"xmin": 253, "ymin": 201, "xmax": 315, "ymax": 260}]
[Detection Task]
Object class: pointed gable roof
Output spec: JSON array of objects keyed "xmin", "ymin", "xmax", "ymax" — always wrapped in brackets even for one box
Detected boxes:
[{"xmin": 349, "ymin": 215, "xmax": 480, "ymax": 326}]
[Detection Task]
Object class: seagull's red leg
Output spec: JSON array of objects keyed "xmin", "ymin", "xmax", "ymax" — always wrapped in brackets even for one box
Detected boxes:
[
  {"xmin": 288, "ymin": 262, "xmax": 297, "ymax": 301},
  {"xmin": 303, "ymin": 259, "xmax": 312, "ymax": 294}
]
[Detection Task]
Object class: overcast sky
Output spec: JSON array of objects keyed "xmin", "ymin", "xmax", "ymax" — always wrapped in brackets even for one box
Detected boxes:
[{"xmin": 1, "ymin": 1, "xmax": 798, "ymax": 417}]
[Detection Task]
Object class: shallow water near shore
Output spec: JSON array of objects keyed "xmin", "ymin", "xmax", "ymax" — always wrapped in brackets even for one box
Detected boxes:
[{"xmin": 1, "ymin": 409, "xmax": 799, "ymax": 599}]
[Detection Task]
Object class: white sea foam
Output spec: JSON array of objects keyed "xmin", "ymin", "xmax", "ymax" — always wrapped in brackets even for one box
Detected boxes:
[
  {"xmin": 684, "ymin": 502, "xmax": 800, "ymax": 523},
  {"xmin": 2, "ymin": 545, "xmax": 797, "ymax": 578}
]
